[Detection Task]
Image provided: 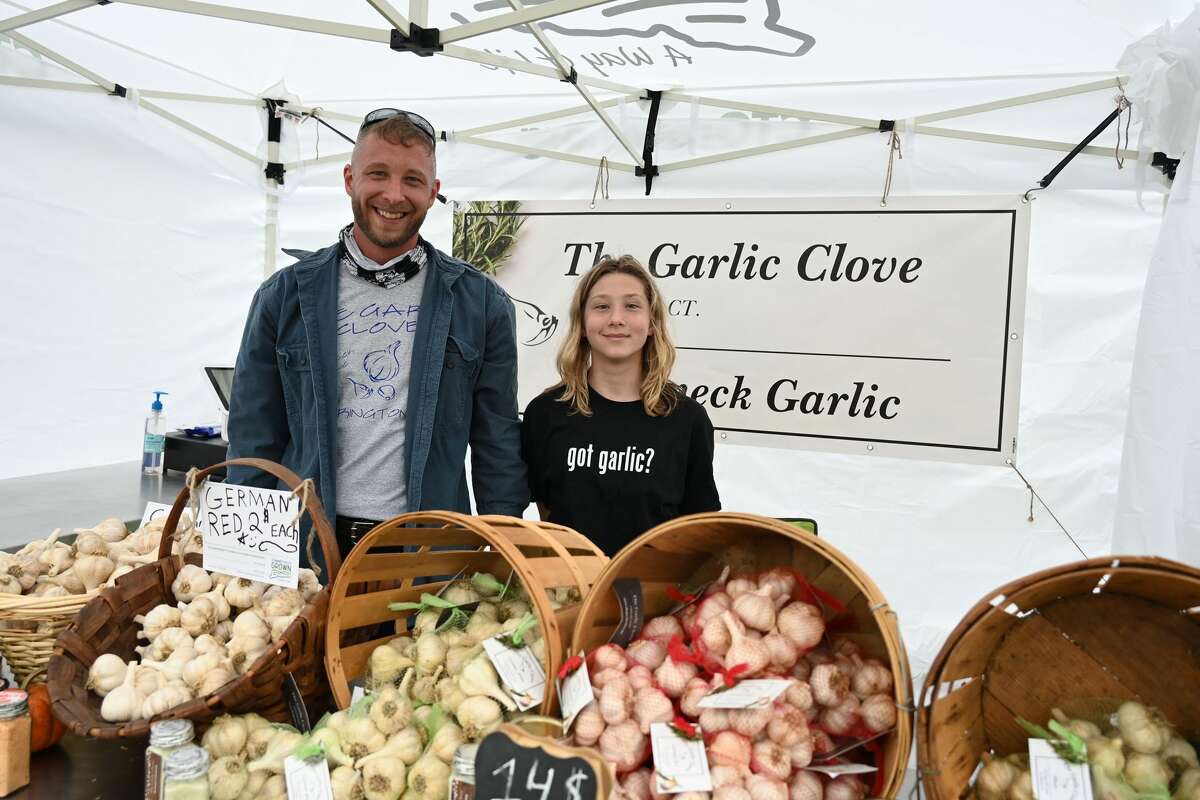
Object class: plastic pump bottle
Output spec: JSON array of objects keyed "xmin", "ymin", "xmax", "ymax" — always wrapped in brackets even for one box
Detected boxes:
[{"xmin": 143, "ymin": 391, "xmax": 169, "ymax": 476}]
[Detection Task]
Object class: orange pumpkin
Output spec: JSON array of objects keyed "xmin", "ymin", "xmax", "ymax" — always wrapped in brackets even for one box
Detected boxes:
[{"xmin": 27, "ymin": 683, "xmax": 66, "ymax": 752}]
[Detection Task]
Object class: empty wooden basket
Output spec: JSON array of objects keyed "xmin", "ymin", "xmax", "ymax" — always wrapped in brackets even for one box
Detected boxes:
[{"xmin": 917, "ymin": 555, "xmax": 1200, "ymax": 800}]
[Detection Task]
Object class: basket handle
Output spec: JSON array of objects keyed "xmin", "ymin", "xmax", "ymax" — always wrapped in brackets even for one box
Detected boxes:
[{"xmin": 156, "ymin": 458, "xmax": 342, "ymax": 582}]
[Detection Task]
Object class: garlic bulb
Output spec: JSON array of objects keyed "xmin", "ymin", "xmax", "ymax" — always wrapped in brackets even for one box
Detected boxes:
[
  {"xmin": 193, "ymin": 634, "xmax": 227, "ymax": 656},
  {"xmin": 208, "ymin": 755, "xmax": 250, "ymax": 800},
  {"xmin": 358, "ymin": 727, "xmax": 424, "ymax": 769},
  {"xmin": 86, "ymin": 653, "xmax": 129, "ymax": 697},
  {"xmin": 341, "ymin": 718, "xmax": 387, "ymax": 761},
  {"xmin": 202, "ymin": 714, "xmax": 250, "ymax": 758},
  {"xmin": 227, "ymin": 635, "xmax": 269, "ymax": 674},
  {"xmin": 197, "ymin": 586, "xmax": 232, "ymax": 623},
  {"xmin": 777, "ymin": 601, "xmax": 826, "ymax": 653},
  {"xmin": 73, "ymin": 531, "xmax": 110, "ymax": 557},
  {"xmin": 415, "ymin": 631, "xmax": 448, "ymax": 675},
  {"xmin": 74, "ymin": 554, "xmax": 116, "ymax": 591},
  {"xmin": 135, "ymin": 604, "xmax": 183, "ymax": 641},
  {"xmin": 329, "ymin": 766, "xmax": 361, "ymax": 800},
  {"xmin": 196, "ymin": 664, "xmax": 237, "ymax": 695},
  {"xmin": 177, "ymin": 597, "xmax": 217, "ymax": 637},
  {"xmin": 366, "ymin": 643, "xmax": 406, "ymax": 688},
  {"xmin": 100, "ymin": 660, "xmax": 145, "ymax": 722},
  {"xmin": 182, "ymin": 651, "xmax": 228, "ymax": 690},
  {"xmin": 133, "ymin": 665, "xmax": 165, "ymax": 696},
  {"xmin": 1117, "ymin": 702, "xmax": 1165, "ymax": 755},
  {"xmin": 297, "ymin": 568, "xmax": 321, "ymax": 601},
  {"xmin": 406, "ymin": 753, "xmax": 451, "ymax": 799},
  {"xmin": 224, "ymin": 577, "xmax": 267, "ymax": 609},
  {"xmin": 92, "ymin": 517, "xmax": 129, "ymax": 543},
  {"xmin": 142, "ymin": 684, "xmax": 193, "ymax": 718},
  {"xmin": 455, "ymin": 695, "xmax": 504, "ymax": 741},
  {"xmin": 458, "ymin": 654, "xmax": 516, "ymax": 711},
  {"xmin": 598, "ymin": 719, "xmax": 647, "ymax": 772},
  {"xmin": 247, "ymin": 729, "xmax": 303, "ymax": 774},
  {"xmin": 368, "ymin": 684, "xmax": 413, "ymax": 735},
  {"xmin": 172, "ymin": 564, "xmax": 213, "ymax": 602},
  {"xmin": 212, "ymin": 619, "xmax": 234, "ymax": 643},
  {"xmin": 0, "ymin": 574, "xmax": 24, "ymax": 595},
  {"xmin": 231, "ymin": 608, "xmax": 270, "ymax": 641},
  {"xmin": 362, "ymin": 759, "xmax": 407, "ymax": 800},
  {"xmin": 573, "ymin": 702, "xmax": 606, "ymax": 747},
  {"xmin": 39, "ymin": 572, "xmax": 85, "ymax": 594},
  {"xmin": 429, "ymin": 722, "xmax": 465, "ymax": 764}
]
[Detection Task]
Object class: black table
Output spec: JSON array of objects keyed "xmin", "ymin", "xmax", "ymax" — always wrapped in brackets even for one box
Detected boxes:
[{"xmin": 15, "ymin": 733, "xmax": 144, "ymax": 799}]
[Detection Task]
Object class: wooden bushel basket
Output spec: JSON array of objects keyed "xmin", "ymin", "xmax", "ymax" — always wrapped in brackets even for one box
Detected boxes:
[
  {"xmin": 570, "ymin": 511, "xmax": 914, "ymax": 799},
  {"xmin": 324, "ymin": 511, "xmax": 608, "ymax": 712},
  {"xmin": 917, "ymin": 555, "xmax": 1200, "ymax": 800},
  {"xmin": 47, "ymin": 458, "xmax": 343, "ymax": 738}
]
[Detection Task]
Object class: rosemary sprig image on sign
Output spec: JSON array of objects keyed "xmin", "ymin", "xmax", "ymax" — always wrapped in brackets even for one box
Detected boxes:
[{"xmin": 453, "ymin": 200, "xmax": 525, "ymax": 275}]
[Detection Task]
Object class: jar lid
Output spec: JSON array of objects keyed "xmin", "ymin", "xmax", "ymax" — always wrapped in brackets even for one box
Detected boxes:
[
  {"xmin": 164, "ymin": 744, "xmax": 209, "ymax": 781},
  {"xmin": 149, "ymin": 718, "xmax": 195, "ymax": 748},
  {"xmin": 453, "ymin": 742, "xmax": 479, "ymax": 777},
  {"xmin": 0, "ymin": 690, "xmax": 28, "ymax": 720}
]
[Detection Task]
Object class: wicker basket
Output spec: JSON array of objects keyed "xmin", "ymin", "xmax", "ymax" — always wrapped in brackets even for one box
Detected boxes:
[
  {"xmin": 0, "ymin": 591, "xmax": 97, "ymax": 687},
  {"xmin": 570, "ymin": 511, "xmax": 914, "ymax": 799},
  {"xmin": 917, "ymin": 555, "xmax": 1200, "ymax": 800},
  {"xmin": 47, "ymin": 458, "xmax": 343, "ymax": 738},
  {"xmin": 324, "ymin": 511, "xmax": 608, "ymax": 712}
]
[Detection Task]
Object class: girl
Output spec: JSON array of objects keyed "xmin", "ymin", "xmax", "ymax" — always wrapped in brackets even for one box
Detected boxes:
[{"xmin": 521, "ymin": 254, "xmax": 720, "ymax": 555}]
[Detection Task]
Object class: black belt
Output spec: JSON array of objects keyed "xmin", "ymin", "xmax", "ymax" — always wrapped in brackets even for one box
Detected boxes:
[{"xmin": 335, "ymin": 515, "xmax": 382, "ymax": 555}]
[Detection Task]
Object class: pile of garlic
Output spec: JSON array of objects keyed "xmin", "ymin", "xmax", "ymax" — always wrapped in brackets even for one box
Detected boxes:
[
  {"xmin": 294, "ymin": 677, "xmax": 469, "ymax": 800},
  {"xmin": 200, "ymin": 712, "xmax": 303, "ymax": 800},
  {"xmin": 974, "ymin": 703, "xmax": 1200, "ymax": 800},
  {"xmin": 0, "ymin": 514, "xmax": 202, "ymax": 597},
  {"xmin": 87, "ymin": 566, "xmax": 321, "ymax": 722},
  {"xmin": 575, "ymin": 566, "xmax": 895, "ymax": 800},
  {"xmin": 363, "ymin": 572, "xmax": 573, "ymax": 730}
]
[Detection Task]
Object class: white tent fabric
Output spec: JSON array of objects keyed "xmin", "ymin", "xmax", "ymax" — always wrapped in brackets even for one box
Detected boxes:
[
  {"xmin": 1113, "ymin": 10, "xmax": 1200, "ymax": 563},
  {"xmin": 0, "ymin": 1, "xmax": 1195, "ymax": 687}
]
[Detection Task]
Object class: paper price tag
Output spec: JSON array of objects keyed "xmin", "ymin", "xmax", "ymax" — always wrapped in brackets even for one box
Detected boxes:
[
  {"xmin": 557, "ymin": 653, "xmax": 593, "ymax": 729},
  {"xmin": 197, "ymin": 483, "xmax": 300, "ymax": 588},
  {"xmin": 650, "ymin": 722, "xmax": 712, "ymax": 794},
  {"xmin": 697, "ymin": 679, "xmax": 793, "ymax": 709},
  {"xmin": 804, "ymin": 763, "xmax": 879, "ymax": 777},
  {"xmin": 283, "ymin": 755, "xmax": 334, "ymax": 800},
  {"xmin": 482, "ymin": 637, "xmax": 546, "ymax": 711},
  {"xmin": 1029, "ymin": 739, "xmax": 1093, "ymax": 800},
  {"xmin": 139, "ymin": 502, "xmax": 178, "ymax": 531}
]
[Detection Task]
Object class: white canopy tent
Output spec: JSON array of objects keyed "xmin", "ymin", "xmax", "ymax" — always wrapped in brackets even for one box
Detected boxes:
[{"xmin": 1, "ymin": 0, "xmax": 1197, "ymax": 689}]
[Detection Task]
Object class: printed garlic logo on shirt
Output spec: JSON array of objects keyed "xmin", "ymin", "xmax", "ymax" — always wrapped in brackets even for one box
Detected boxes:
[{"xmin": 455, "ymin": 0, "xmax": 816, "ymax": 67}]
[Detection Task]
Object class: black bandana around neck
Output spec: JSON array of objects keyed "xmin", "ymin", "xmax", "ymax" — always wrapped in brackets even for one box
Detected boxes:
[{"xmin": 339, "ymin": 224, "xmax": 428, "ymax": 289}]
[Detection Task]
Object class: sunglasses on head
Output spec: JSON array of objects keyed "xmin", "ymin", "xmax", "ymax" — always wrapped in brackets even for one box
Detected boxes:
[{"xmin": 359, "ymin": 108, "xmax": 437, "ymax": 142}]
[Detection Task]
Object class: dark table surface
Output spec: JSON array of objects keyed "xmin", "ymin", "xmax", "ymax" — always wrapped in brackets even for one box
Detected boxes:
[
  {"xmin": 15, "ymin": 733, "xmax": 144, "ymax": 800},
  {"xmin": 0, "ymin": 462, "xmax": 187, "ymax": 549}
]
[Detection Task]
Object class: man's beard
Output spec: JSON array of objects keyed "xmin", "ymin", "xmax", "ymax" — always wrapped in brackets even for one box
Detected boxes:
[{"xmin": 351, "ymin": 195, "xmax": 427, "ymax": 252}]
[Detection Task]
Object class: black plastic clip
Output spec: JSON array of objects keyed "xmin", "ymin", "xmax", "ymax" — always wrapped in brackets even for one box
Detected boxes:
[
  {"xmin": 390, "ymin": 24, "xmax": 442, "ymax": 56},
  {"xmin": 109, "ymin": 83, "xmax": 127, "ymax": 98},
  {"xmin": 1152, "ymin": 152, "xmax": 1180, "ymax": 181},
  {"xmin": 635, "ymin": 89, "xmax": 663, "ymax": 196},
  {"xmin": 96, "ymin": 0, "xmax": 111, "ymax": 5},
  {"xmin": 265, "ymin": 162, "xmax": 286, "ymax": 184},
  {"xmin": 560, "ymin": 65, "xmax": 579, "ymax": 85},
  {"xmin": 878, "ymin": 119, "xmax": 896, "ymax": 132},
  {"xmin": 264, "ymin": 98, "xmax": 285, "ymax": 144}
]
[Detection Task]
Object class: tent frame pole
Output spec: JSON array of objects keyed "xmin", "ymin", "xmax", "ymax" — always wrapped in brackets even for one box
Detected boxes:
[
  {"xmin": 0, "ymin": 0, "xmax": 94, "ymax": 33},
  {"xmin": 440, "ymin": 0, "xmax": 617, "ymax": 45},
  {"xmin": 502, "ymin": 0, "xmax": 643, "ymax": 167}
]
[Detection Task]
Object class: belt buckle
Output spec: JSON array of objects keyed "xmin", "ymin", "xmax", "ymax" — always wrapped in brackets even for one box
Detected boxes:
[{"xmin": 348, "ymin": 519, "xmax": 377, "ymax": 544}]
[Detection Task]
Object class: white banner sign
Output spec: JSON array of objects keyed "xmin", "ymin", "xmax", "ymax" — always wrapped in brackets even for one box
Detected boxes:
[
  {"xmin": 457, "ymin": 197, "xmax": 1030, "ymax": 465},
  {"xmin": 197, "ymin": 482, "xmax": 300, "ymax": 588}
]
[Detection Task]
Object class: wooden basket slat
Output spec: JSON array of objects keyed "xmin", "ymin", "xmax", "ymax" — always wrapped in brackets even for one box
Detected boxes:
[
  {"xmin": 349, "ymin": 550, "xmax": 509, "ymax": 584},
  {"xmin": 570, "ymin": 512, "xmax": 913, "ymax": 799},
  {"xmin": 1038, "ymin": 593, "xmax": 1200, "ymax": 727},
  {"xmin": 48, "ymin": 458, "xmax": 341, "ymax": 739},
  {"xmin": 918, "ymin": 556, "xmax": 1200, "ymax": 800},
  {"xmin": 325, "ymin": 511, "xmax": 606, "ymax": 711}
]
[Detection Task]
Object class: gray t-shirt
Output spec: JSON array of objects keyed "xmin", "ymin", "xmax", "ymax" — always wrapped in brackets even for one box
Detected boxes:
[{"xmin": 334, "ymin": 239, "xmax": 428, "ymax": 520}]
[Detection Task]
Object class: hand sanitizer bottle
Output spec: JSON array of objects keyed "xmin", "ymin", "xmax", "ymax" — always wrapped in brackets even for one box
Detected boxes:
[{"xmin": 143, "ymin": 391, "xmax": 169, "ymax": 476}]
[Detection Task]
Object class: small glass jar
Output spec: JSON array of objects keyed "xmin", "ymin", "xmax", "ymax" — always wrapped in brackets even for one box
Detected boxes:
[
  {"xmin": 0, "ymin": 689, "xmax": 30, "ymax": 797},
  {"xmin": 449, "ymin": 742, "xmax": 479, "ymax": 800},
  {"xmin": 163, "ymin": 745, "xmax": 209, "ymax": 800},
  {"xmin": 145, "ymin": 719, "xmax": 196, "ymax": 800}
]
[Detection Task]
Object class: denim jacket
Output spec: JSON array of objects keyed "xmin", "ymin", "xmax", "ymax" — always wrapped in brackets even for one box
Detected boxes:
[{"xmin": 225, "ymin": 239, "xmax": 529, "ymax": 526}]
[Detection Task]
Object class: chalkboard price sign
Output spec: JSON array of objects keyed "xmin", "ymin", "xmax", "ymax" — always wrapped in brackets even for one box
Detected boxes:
[{"xmin": 474, "ymin": 724, "xmax": 612, "ymax": 800}]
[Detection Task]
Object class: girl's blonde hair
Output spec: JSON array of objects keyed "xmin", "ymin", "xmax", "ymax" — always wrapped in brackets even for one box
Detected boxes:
[{"xmin": 554, "ymin": 254, "xmax": 680, "ymax": 417}]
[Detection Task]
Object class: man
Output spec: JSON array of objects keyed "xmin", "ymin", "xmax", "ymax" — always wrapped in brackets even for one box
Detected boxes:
[{"xmin": 226, "ymin": 109, "xmax": 528, "ymax": 560}]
